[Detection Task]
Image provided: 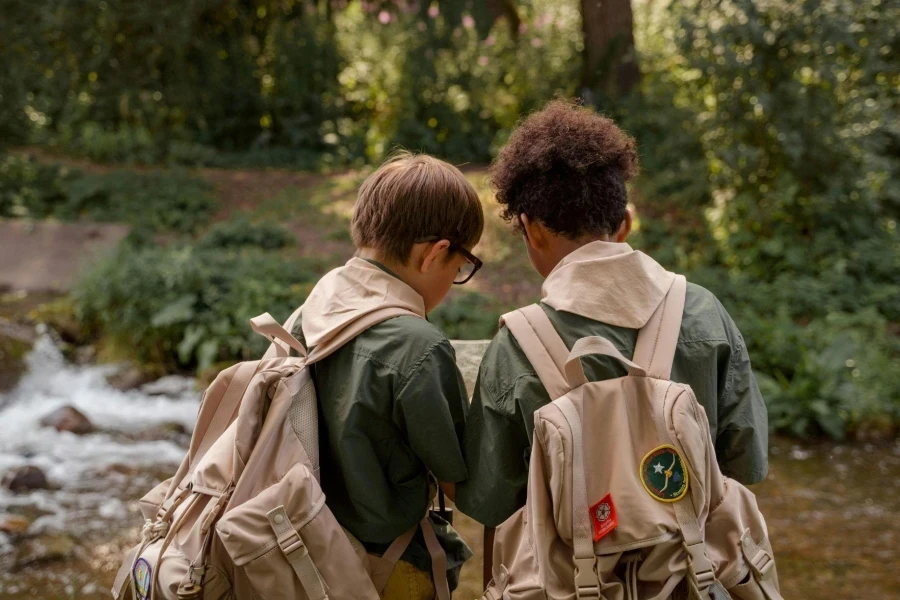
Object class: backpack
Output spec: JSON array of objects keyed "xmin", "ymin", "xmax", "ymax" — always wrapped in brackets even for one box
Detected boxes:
[
  {"xmin": 481, "ymin": 276, "xmax": 783, "ymax": 600},
  {"xmin": 111, "ymin": 307, "xmax": 452, "ymax": 600}
]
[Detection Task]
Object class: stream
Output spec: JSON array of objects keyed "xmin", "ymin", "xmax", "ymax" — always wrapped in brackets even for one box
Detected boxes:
[{"xmin": 0, "ymin": 334, "xmax": 898, "ymax": 599}]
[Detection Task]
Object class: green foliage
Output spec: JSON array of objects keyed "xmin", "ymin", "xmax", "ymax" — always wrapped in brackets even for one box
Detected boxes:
[
  {"xmin": 754, "ymin": 311, "xmax": 900, "ymax": 440},
  {"xmin": 197, "ymin": 218, "xmax": 297, "ymax": 251},
  {"xmin": 5, "ymin": 0, "xmax": 579, "ymax": 165},
  {"xmin": 429, "ymin": 291, "xmax": 502, "ymax": 340},
  {"xmin": 624, "ymin": 0, "xmax": 900, "ymax": 439},
  {"xmin": 73, "ymin": 240, "xmax": 317, "ymax": 372},
  {"xmin": 0, "ymin": 154, "xmax": 215, "ymax": 232},
  {"xmin": 0, "ymin": 154, "xmax": 79, "ymax": 219}
]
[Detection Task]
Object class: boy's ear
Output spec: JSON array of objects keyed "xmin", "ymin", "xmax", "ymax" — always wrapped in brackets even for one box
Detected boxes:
[
  {"xmin": 420, "ymin": 239, "xmax": 452, "ymax": 273},
  {"xmin": 615, "ymin": 210, "xmax": 633, "ymax": 242},
  {"xmin": 520, "ymin": 214, "xmax": 548, "ymax": 250}
]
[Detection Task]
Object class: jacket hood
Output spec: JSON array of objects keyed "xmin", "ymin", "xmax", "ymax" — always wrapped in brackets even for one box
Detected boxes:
[
  {"xmin": 541, "ymin": 241, "xmax": 675, "ymax": 329},
  {"xmin": 301, "ymin": 257, "xmax": 425, "ymax": 355}
]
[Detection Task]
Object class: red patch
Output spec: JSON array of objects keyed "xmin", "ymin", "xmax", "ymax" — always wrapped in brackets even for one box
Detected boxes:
[{"xmin": 589, "ymin": 493, "xmax": 618, "ymax": 542}]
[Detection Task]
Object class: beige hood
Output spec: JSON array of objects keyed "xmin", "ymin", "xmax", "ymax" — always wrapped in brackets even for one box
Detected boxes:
[
  {"xmin": 301, "ymin": 257, "xmax": 425, "ymax": 357},
  {"xmin": 541, "ymin": 241, "xmax": 675, "ymax": 329}
]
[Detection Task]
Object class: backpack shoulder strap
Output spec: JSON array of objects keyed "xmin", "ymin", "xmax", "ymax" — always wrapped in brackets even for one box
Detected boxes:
[
  {"xmin": 633, "ymin": 275, "xmax": 687, "ymax": 380},
  {"xmin": 501, "ymin": 304, "xmax": 570, "ymax": 399}
]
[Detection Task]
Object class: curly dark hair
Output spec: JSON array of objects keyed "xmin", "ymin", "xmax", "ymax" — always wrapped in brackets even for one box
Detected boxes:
[{"xmin": 490, "ymin": 100, "xmax": 639, "ymax": 238}]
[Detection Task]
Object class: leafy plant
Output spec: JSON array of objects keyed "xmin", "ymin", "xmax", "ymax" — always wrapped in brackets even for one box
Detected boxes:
[
  {"xmin": 73, "ymin": 242, "xmax": 318, "ymax": 372},
  {"xmin": 0, "ymin": 154, "xmax": 215, "ymax": 232},
  {"xmin": 197, "ymin": 217, "xmax": 297, "ymax": 251}
]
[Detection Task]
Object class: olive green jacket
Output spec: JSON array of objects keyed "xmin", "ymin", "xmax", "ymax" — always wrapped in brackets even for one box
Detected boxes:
[{"xmin": 456, "ymin": 243, "xmax": 768, "ymax": 527}]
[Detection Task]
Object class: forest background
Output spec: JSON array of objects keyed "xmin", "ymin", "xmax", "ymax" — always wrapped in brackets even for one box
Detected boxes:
[{"xmin": 1, "ymin": 0, "xmax": 897, "ymax": 441}]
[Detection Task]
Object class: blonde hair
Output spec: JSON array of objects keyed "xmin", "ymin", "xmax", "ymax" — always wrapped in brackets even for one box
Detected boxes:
[{"xmin": 351, "ymin": 152, "xmax": 484, "ymax": 262}]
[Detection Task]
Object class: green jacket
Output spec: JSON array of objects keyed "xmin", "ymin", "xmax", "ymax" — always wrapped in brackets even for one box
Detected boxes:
[
  {"xmin": 456, "ymin": 245, "xmax": 768, "ymax": 528},
  {"xmin": 291, "ymin": 259, "xmax": 472, "ymax": 583}
]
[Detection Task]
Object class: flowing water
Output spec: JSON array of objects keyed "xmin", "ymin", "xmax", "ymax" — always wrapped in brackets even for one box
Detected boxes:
[
  {"xmin": 0, "ymin": 333, "xmax": 199, "ymax": 598},
  {"xmin": 0, "ymin": 336, "xmax": 897, "ymax": 599}
]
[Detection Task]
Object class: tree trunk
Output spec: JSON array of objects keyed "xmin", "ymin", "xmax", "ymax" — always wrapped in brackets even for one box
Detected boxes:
[
  {"xmin": 580, "ymin": 0, "xmax": 640, "ymax": 98},
  {"xmin": 485, "ymin": 0, "xmax": 521, "ymax": 36}
]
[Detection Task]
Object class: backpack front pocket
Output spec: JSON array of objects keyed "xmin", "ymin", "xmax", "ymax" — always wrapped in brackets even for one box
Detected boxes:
[{"xmin": 216, "ymin": 462, "xmax": 379, "ymax": 600}]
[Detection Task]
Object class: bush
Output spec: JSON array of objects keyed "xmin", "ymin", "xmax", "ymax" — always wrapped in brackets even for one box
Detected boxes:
[
  {"xmin": 73, "ymin": 242, "xmax": 318, "ymax": 372},
  {"xmin": 622, "ymin": 0, "xmax": 900, "ymax": 439},
  {"xmin": 197, "ymin": 218, "xmax": 297, "ymax": 251},
  {"xmin": 0, "ymin": 154, "xmax": 215, "ymax": 232}
]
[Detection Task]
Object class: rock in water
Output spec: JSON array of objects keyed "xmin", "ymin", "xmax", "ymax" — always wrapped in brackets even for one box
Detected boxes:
[
  {"xmin": 39, "ymin": 405, "xmax": 94, "ymax": 435},
  {"xmin": 16, "ymin": 534, "xmax": 75, "ymax": 567},
  {"xmin": 0, "ymin": 514, "xmax": 31, "ymax": 536},
  {"xmin": 2, "ymin": 465, "xmax": 49, "ymax": 492},
  {"xmin": 140, "ymin": 375, "xmax": 195, "ymax": 397}
]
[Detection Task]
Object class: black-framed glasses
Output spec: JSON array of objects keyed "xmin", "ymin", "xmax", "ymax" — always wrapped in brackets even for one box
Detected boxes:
[{"xmin": 416, "ymin": 236, "xmax": 483, "ymax": 284}]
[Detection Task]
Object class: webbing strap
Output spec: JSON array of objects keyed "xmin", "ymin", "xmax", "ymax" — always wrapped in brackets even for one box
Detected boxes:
[
  {"xmin": 555, "ymin": 397, "xmax": 599, "ymax": 599},
  {"xmin": 380, "ymin": 525, "xmax": 417, "ymax": 569},
  {"xmin": 564, "ymin": 336, "xmax": 648, "ymax": 387},
  {"xmin": 633, "ymin": 275, "xmax": 686, "ymax": 380},
  {"xmin": 501, "ymin": 306, "xmax": 570, "ymax": 399},
  {"xmin": 519, "ymin": 304, "xmax": 570, "ymax": 373},
  {"xmin": 421, "ymin": 518, "xmax": 451, "ymax": 600},
  {"xmin": 262, "ymin": 305, "xmax": 306, "ymax": 359},
  {"xmin": 250, "ymin": 312, "xmax": 307, "ymax": 357},
  {"xmin": 741, "ymin": 530, "xmax": 783, "ymax": 599},
  {"xmin": 267, "ymin": 505, "xmax": 329, "ymax": 600},
  {"xmin": 649, "ymin": 385, "xmax": 715, "ymax": 599}
]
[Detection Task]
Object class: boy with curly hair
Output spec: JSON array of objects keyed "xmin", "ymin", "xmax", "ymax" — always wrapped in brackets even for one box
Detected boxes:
[{"xmin": 455, "ymin": 101, "xmax": 768, "ymax": 584}]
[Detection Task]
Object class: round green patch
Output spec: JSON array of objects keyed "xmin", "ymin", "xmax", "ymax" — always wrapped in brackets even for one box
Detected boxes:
[{"xmin": 640, "ymin": 444, "xmax": 689, "ymax": 502}]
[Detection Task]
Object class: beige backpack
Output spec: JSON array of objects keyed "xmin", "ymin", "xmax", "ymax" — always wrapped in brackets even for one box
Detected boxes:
[
  {"xmin": 481, "ymin": 276, "xmax": 783, "ymax": 600},
  {"xmin": 111, "ymin": 307, "xmax": 451, "ymax": 600}
]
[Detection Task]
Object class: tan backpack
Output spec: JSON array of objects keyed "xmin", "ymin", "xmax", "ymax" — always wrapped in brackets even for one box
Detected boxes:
[
  {"xmin": 111, "ymin": 307, "xmax": 451, "ymax": 600},
  {"xmin": 481, "ymin": 276, "xmax": 783, "ymax": 600}
]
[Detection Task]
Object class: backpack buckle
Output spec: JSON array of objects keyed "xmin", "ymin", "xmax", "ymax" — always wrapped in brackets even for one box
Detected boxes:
[
  {"xmin": 574, "ymin": 556, "xmax": 599, "ymax": 598},
  {"xmin": 684, "ymin": 541, "xmax": 715, "ymax": 591}
]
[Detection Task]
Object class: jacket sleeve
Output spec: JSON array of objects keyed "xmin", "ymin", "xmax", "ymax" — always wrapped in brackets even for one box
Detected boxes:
[
  {"xmin": 396, "ymin": 340, "xmax": 470, "ymax": 484},
  {"xmin": 714, "ymin": 303, "xmax": 769, "ymax": 484},
  {"xmin": 455, "ymin": 369, "xmax": 532, "ymax": 527}
]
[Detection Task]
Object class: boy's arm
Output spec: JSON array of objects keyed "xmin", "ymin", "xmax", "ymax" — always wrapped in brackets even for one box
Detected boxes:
[
  {"xmin": 714, "ymin": 303, "xmax": 769, "ymax": 484},
  {"xmin": 396, "ymin": 340, "xmax": 470, "ymax": 485},
  {"xmin": 455, "ymin": 360, "xmax": 531, "ymax": 528}
]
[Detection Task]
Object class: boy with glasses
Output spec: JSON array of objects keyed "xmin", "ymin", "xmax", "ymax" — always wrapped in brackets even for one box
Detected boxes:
[{"xmin": 291, "ymin": 152, "xmax": 483, "ymax": 598}]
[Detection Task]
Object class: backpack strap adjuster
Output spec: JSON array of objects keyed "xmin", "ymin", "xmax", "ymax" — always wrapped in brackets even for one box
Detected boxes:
[
  {"xmin": 574, "ymin": 555, "xmax": 600, "ymax": 598},
  {"xmin": 267, "ymin": 505, "xmax": 328, "ymax": 600},
  {"xmin": 740, "ymin": 529, "xmax": 774, "ymax": 581}
]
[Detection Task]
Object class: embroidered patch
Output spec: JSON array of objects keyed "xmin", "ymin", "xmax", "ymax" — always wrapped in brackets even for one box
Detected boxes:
[
  {"xmin": 589, "ymin": 493, "xmax": 618, "ymax": 542},
  {"xmin": 640, "ymin": 444, "xmax": 689, "ymax": 502},
  {"xmin": 133, "ymin": 557, "xmax": 152, "ymax": 600}
]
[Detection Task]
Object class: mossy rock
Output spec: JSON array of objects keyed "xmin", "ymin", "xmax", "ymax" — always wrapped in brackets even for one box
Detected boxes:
[
  {"xmin": 28, "ymin": 296, "xmax": 91, "ymax": 346},
  {"xmin": 0, "ymin": 330, "xmax": 31, "ymax": 393}
]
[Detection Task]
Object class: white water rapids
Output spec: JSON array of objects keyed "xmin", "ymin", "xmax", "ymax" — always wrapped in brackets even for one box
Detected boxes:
[{"xmin": 0, "ymin": 331, "xmax": 199, "ymax": 558}]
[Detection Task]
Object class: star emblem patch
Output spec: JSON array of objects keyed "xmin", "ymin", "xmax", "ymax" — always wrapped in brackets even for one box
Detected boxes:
[
  {"xmin": 589, "ymin": 493, "xmax": 618, "ymax": 542},
  {"xmin": 640, "ymin": 444, "xmax": 690, "ymax": 502}
]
